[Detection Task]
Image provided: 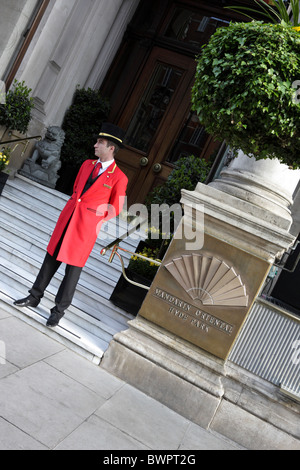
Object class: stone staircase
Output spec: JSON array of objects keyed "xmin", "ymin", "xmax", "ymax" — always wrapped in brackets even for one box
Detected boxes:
[{"xmin": 0, "ymin": 174, "xmax": 143, "ymax": 363}]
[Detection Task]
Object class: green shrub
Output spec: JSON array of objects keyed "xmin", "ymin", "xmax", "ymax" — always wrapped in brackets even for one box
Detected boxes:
[
  {"xmin": 0, "ymin": 80, "xmax": 34, "ymax": 134},
  {"xmin": 191, "ymin": 21, "xmax": 300, "ymax": 167},
  {"xmin": 131, "ymin": 154, "xmax": 211, "ymax": 278},
  {"xmin": 60, "ymin": 86, "xmax": 110, "ymax": 167},
  {"xmin": 128, "ymin": 247, "xmax": 161, "ymax": 281},
  {"xmin": 146, "ymin": 154, "xmax": 210, "ymax": 208},
  {"xmin": 0, "ymin": 147, "xmax": 10, "ymax": 172}
]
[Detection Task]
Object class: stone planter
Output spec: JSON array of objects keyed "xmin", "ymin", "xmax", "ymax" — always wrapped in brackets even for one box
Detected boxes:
[
  {"xmin": 209, "ymin": 150, "xmax": 300, "ymax": 229},
  {"xmin": 0, "ymin": 171, "xmax": 9, "ymax": 196},
  {"xmin": 0, "ymin": 126, "xmax": 33, "ymax": 173},
  {"xmin": 110, "ymin": 269, "xmax": 152, "ymax": 316}
]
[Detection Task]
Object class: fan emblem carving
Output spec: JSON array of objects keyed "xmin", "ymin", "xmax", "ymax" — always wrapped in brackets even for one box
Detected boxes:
[{"xmin": 164, "ymin": 254, "xmax": 248, "ymax": 307}]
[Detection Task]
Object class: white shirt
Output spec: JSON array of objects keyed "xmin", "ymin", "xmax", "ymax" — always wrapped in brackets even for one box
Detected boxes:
[{"xmin": 95, "ymin": 158, "xmax": 115, "ymax": 176}]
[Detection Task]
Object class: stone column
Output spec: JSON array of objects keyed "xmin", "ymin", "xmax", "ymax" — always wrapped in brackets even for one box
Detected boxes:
[
  {"xmin": 15, "ymin": 0, "xmax": 139, "ymax": 136},
  {"xmin": 210, "ymin": 149, "xmax": 300, "ymax": 226},
  {"xmin": 0, "ymin": 0, "xmax": 39, "ymax": 79}
]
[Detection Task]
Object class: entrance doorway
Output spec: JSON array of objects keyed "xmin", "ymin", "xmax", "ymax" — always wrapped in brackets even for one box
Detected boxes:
[
  {"xmin": 116, "ymin": 47, "xmax": 196, "ymax": 205},
  {"xmin": 100, "ymin": 0, "xmax": 237, "ymax": 205}
]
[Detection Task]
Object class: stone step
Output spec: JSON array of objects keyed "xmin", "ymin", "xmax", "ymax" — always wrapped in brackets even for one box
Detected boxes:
[
  {"xmin": 0, "ymin": 198, "xmax": 135, "ymax": 282},
  {"xmin": 0, "ymin": 218, "xmax": 130, "ymax": 296},
  {"xmin": 1, "ymin": 175, "xmax": 142, "ymax": 257},
  {"xmin": 0, "ymin": 174, "xmax": 143, "ymax": 360},
  {"xmin": 0, "ymin": 174, "xmax": 143, "ymax": 279},
  {"xmin": 0, "ymin": 261, "xmax": 132, "ymax": 334},
  {"xmin": 0, "ymin": 241, "xmax": 132, "ymax": 328},
  {"xmin": 0, "ymin": 289, "xmax": 107, "ymax": 364},
  {"xmin": 0, "ymin": 256, "xmax": 132, "ymax": 361},
  {"xmin": 3, "ymin": 174, "xmax": 140, "ymax": 247},
  {"xmin": 4, "ymin": 175, "xmax": 64, "ymax": 213}
]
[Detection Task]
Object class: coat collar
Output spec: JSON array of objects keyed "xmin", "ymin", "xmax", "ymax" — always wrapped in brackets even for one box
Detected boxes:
[
  {"xmin": 108, "ymin": 163, "xmax": 117, "ymax": 174},
  {"xmin": 91, "ymin": 160, "xmax": 116, "ymax": 174}
]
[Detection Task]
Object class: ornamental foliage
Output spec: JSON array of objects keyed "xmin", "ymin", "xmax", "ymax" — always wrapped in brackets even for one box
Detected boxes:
[
  {"xmin": 226, "ymin": 0, "xmax": 300, "ymax": 27},
  {"xmin": 146, "ymin": 154, "xmax": 210, "ymax": 207},
  {"xmin": 60, "ymin": 86, "xmax": 110, "ymax": 167},
  {"xmin": 0, "ymin": 80, "xmax": 34, "ymax": 134},
  {"xmin": 129, "ymin": 154, "xmax": 211, "ymax": 281},
  {"xmin": 128, "ymin": 247, "xmax": 161, "ymax": 281},
  {"xmin": 191, "ymin": 21, "xmax": 300, "ymax": 168}
]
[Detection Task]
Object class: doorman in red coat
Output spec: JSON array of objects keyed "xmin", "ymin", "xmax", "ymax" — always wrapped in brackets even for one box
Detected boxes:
[{"xmin": 14, "ymin": 123, "xmax": 128, "ymax": 327}]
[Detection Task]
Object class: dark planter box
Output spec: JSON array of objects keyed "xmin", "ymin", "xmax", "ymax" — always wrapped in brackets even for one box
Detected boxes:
[
  {"xmin": 110, "ymin": 268, "xmax": 152, "ymax": 316},
  {"xmin": 0, "ymin": 171, "xmax": 9, "ymax": 196}
]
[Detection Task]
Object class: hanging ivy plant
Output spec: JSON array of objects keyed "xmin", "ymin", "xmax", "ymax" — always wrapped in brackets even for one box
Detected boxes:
[{"xmin": 191, "ymin": 21, "xmax": 300, "ymax": 168}]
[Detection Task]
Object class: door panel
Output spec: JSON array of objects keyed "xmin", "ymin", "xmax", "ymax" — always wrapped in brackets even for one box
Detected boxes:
[{"xmin": 115, "ymin": 47, "xmax": 196, "ymax": 205}]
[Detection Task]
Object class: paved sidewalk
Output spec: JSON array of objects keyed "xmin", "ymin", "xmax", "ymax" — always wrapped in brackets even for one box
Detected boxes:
[{"xmin": 0, "ymin": 305, "xmax": 245, "ymax": 451}]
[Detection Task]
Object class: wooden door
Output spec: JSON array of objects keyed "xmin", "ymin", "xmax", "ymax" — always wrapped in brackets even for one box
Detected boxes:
[{"xmin": 115, "ymin": 47, "xmax": 196, "ymax": 206}]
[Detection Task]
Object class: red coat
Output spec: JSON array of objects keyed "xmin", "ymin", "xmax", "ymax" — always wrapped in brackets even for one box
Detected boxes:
[{"xmin": 47, "ymin": 159, "xmax": 128, "ymax": 267}]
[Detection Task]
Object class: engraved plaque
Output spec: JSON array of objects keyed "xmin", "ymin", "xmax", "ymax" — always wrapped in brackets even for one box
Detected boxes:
[
  {"xmin": 138, "ymin": 233, "xmax": 270, "ymax": 360},
  {"xmin": 164, "ymin": 253, "xmax": 249, "ymax": 307}
]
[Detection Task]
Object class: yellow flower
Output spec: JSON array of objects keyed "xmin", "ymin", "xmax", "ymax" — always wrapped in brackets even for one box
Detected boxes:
[{"xmin": 0, "ymin": 149, "xmax": 10, "ymax": 171}]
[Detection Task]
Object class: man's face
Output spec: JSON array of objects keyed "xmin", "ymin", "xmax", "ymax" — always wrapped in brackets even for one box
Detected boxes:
[{"xmin": 94, "ymin": 138, "xmax": 114, "ymax": 161}]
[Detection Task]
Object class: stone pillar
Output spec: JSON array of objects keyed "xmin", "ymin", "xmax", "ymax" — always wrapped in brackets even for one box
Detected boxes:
[
  {"xmin": 0, "ymin": 0, "xmax": 39, "ymax": 80},
  {"xmin": 15, "ymin": 0, "xmax": 140, "ymax": 138},
  {"xmin": 210, "ymin": 149, "xmax": 300, "ymax": 226},
  {"xmin": 101, "ymin": 153, "xmax": 300, "ymax": 446}
]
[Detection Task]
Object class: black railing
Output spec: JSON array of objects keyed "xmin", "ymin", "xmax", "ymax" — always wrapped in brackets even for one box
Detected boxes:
[
  {"xmin": 0, "ymin": 135, "xmax": 42, "ymax": 145},
  {"xmin": 1, "ymin": 135, "xmax": 42, "ymax": 158}
]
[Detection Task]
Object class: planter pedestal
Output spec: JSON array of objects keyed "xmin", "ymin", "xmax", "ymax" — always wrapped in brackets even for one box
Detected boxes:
[{"xmin": 209, "ymin": 150, "xmax": 300, "ymax": 228}]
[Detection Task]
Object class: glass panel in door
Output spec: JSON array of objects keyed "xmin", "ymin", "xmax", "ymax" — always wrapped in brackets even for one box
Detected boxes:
[{"xmin": 124, "ymin": 64, "xmax": 183, "ymax": 152}]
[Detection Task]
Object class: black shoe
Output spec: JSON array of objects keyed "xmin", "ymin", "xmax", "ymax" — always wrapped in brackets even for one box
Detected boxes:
[
  {"xmin": 13, "ymin": 296, "xmax": 39, "ymax": 308},
  {"xmin": 46, "ymin": 310, "xmax": 64, "ymax": 327}
]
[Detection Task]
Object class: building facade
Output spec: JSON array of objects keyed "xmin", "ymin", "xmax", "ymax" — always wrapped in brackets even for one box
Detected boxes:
[{"xmin": 0, "ymin": 0, "xmax": 299, "ymax": 446}]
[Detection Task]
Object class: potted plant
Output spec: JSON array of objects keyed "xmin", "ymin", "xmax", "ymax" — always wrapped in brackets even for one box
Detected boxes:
[
  {"xmin": 191, "ymin": 20, "xmax": 300, "ymax": 168},
  {"xmin": 145, "ymin": 154, "xmax": 211, "ymax": 235},
  {"xmin": 226, "ymin": 0, "xmax": 300, "ymax": 27},
  {"xmin": 110, "ymin": 243, "xmax": 162, "ymax": 316},
  {"xmin": 0, "ymin": 79, "xmax": 34, "ymax": 139}
]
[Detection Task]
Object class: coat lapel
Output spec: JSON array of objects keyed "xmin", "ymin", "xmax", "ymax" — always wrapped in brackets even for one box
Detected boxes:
[{"xmin": 81, "ymin": 161, "xmax": 117, "ymax": 197}]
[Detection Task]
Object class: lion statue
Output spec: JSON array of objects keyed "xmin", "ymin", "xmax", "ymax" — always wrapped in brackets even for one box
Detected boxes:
[{"xmin": 20, "ymin": 126, "xmax": 65, "ymax": 188}]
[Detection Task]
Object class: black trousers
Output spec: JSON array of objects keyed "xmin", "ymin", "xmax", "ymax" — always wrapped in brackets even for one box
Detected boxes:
[
  {"xmin": 29, "ymin": 252, "xmax": 82, "ymax": 314},
  {"xmin": 28, "ymin": 215, "xmax": 82, "ymax": 315}
]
